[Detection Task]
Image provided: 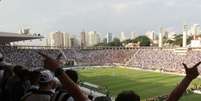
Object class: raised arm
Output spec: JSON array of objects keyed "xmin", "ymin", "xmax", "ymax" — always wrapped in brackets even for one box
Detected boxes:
[
  {"xmin": 39, "ymin": 52, "xmax": 89, "ymax": 101},
  {"xmin": 167, "ymin": 62, "xmax": 201, "ymax": 101}
]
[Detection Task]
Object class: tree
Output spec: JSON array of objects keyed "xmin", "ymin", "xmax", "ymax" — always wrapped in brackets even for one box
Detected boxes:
[
  {"xmin": 94, "ymin": 42, "xmax": 107, "ymax": 47},
  {"xmin": 134, "ymin": 36, "xmax": 151, "ymax": 46},
  {"xmin": 102, "ymin": 38, "xmax": 107, "ymax": 44},
  {"xmin": 187, "ymin": 36, "xmax": 193, "ymax": 45},
  {"xmin": 172, "ymin": 34, "xmax": 183, "ymax": 46},
  {"xmin": 165, "ymin": 34, "xmax": 192, "ymax": 47},
  {"xmin": 163, "ymin": 35, "xmax": 169, "ymax": 44},
  {"xmin": 166, "ymin": 39, "xmax": 174, "ymax": 44},
  {"xmin": 93, "ymin": 38, "xmax": 122, "ymax": 47},
  {"xmin": 108, "ymin": 38, "xmax": 122, "ymax": 46},
  {"xmin": 122, "ymin": 39, "xmax": 132, "ymax": 45},
  {"xmin": 94, "ymin": 38, "xmax": 107, "ymax": 47}
]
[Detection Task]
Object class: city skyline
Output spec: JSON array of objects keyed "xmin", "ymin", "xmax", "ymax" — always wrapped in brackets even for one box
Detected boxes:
[{"xmin": 1, "ymin": 0, "xmax": 201, "ymax": 36}]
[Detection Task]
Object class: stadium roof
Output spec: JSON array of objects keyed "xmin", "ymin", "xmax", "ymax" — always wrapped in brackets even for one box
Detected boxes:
[{"xmin": 0, "ymin": 32, "xmax": 44, "ymax": 44}]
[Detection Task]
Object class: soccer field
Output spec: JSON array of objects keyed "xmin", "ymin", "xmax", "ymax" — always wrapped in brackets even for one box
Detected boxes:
[{"xmin": 78, "ymin": 67, "xmax": 201, "ymax": 101}]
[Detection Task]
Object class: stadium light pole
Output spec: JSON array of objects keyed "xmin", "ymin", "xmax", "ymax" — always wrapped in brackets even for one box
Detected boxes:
[{"xmin": 183, "ymin": 24, "xmax": 188, "ymax": 48}]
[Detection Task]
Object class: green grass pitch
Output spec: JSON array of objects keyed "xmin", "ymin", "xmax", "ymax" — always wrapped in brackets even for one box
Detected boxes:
[{"xmin": 78, "ymin": 67, "xmax": 201, "ymax": 101}]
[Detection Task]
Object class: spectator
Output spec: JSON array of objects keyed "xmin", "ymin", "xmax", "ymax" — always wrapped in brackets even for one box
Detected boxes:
[
  {"xmin": 64, "ymin": 69, "xmax": 78, "ymax": 83},
  {"xmin": 0, "ymin": 52, "xmax": 13, "ymax": 93},
  {"xmin": 115, "ymin": 90, "xmax": 140, "ymax": 101},
  {"xmin": 5, "ymin": 65, "xmax": 31, "ymax": 101},
  {"xmin": 26, "ymin": 70, "xmax": 41, "ymax": 93},
  {"xmin": 40, "ymin": 52, "xmax": 89, "ymax": 101},
  {"xmin": 0, "ymin": 52, "xmax": 5, "ymax": 99},
  {"xmin": 21, "ymin": 70, "xmax": 54, "ymax": 101},
  {"xmin": 51, "ymin": 69, "xmax": 81, "ymax": 101},
  {"xmin": 167, "ymin": 62, "xmax": 201, "ymax": 101}
]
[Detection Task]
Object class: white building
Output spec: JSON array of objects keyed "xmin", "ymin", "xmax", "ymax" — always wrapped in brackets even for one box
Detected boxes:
[
  {"xmin": 70, "ymin": 36, "xmax": 80, "ymax": 48},
  {"xmin": 63, "ymin": 32, "xmax": 71, "ymax": 48},
  {"xmin": 80, "ymin": 31, "xmax": 87, "ymax": 48},
  {"xmin": 48, "ymin": 31, "xmax": 72, "ymax": 48},
  {"xmin": 190, "ymin": 40, "xmax": 201, "ymax": 47},
  {"xmin": 86, "ymin": 31, "xmax": 100, "ymax": 46},
  {"xmin": 106, "ymin": 32, "xmax": 113, "ymax": 43},
  {"xmin": 120, "ymin": 32, "xmax": 126, "ymax": 42},
  {"xmin": 145, "ymin": 31, "xmax": 155, "ymax": 41},
  {"xmin": 188, "ymin": 24, "xmax": 201, "ymax": 47},
  {"xmin": 131, "ymin": 32, "xmax": 137, "ymax": 39},
  {"xmin": 190, "ymin": 24, "xmax": 200, "ymax": 36},
  {"xmin": 48, "ymin": 31, "xmax": 64, "ymax": 47}
]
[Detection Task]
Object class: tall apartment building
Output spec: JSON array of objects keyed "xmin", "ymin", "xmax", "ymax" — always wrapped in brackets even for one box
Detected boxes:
[
  {"xmin": 86, "ymin": 31, "xmax": 100, "ymax": 47},
  {"xmin": 80, "ymin": 31, "xmax": 87, "ymax": 48},
  {"xmin": 48, "ymin": 31, "xmax": 64, "ymax": 47},
  {"xmin": 63, "ymin": 32, "xmax": 71, "ymax": 48},
  {"xmin": 120, "ymin": 32, "xmax": 126, "ymax": 42},
  {"xmin": 190, "ymin": 24, "xmax": 200, "ymax": 38},
  {"xmin": 106, "ymin": 32, "xmax": 113, "ymax": 43},
  {"xmin": 48, "ymin": 31, "xmax": 71, "ymax": 48}
]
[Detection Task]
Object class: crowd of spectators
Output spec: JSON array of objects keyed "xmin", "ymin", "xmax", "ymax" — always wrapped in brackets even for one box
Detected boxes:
[
  {"xmin": 75, "ymin": 49, "xmax": 136, "ymax": 65},
  {"xmin": 0, "ymin": 46, "xmax": 201, "ymax": 101},
  {"xmin": 0, "ymin": 46, "xmax": 136, "ymax": 68},
  {"xmin": 126, "ymin": 48, "xmax": 201, "ymax": 73},
  {"xmin": 1, "ymin": 46, "xmax": 201, "ymax": 74}
]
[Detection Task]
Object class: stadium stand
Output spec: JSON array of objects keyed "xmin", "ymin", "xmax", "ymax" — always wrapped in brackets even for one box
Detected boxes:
[
  {"xmin": 1, "ymin": 45, "xmax": 201, "ymax": 101},
  {"xmin": 0, "ymin": 46, "xmax": 137, "ymax": 68},
  {"xmin": 1, "ymin": 45, "xmax": 201, "ymax": 74}
]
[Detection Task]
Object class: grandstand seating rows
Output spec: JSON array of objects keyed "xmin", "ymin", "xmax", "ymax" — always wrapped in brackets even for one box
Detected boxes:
[{"xmin": 1, "ymin": 46, "xmax": 201, "ymax": 73}]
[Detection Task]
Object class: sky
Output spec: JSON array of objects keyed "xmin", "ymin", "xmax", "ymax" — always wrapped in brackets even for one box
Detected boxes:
[{"xmin": 1, "ymin": 0, "xmax": 201, "ymax": 37}]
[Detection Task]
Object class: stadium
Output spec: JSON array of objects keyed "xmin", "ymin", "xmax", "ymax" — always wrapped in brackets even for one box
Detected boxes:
[{"xmin": 1, "ymin": 32, "xmax": 201, "ymax": 101}]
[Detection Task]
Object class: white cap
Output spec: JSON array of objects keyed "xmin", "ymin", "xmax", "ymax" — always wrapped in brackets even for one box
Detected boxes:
[{"xmin": 39, "ymin": 70, "xmax": 54, "ymax": 83}]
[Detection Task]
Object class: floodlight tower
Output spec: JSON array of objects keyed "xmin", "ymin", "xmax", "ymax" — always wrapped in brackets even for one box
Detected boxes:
[
  {"xmin": 183, "ymin": 24, "xmax": 188, "ymax": 48},
  {"xmin": 159, "ymin": 27, "xmax": 164, "ymax": 48}
]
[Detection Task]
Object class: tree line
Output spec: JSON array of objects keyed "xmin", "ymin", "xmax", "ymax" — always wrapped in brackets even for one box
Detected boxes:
[
  {"xmin": 95, "ymin": 35, "xmax": 151, "ymax": 47},
  {"xmin": 94, "ymin": 34, "xmax": 194, "ymax": 47}
]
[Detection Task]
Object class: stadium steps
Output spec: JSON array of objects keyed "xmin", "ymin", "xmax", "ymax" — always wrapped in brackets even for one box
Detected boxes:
[
  {"xmin": 174, "ymin": 48, "xmax": 188, "ymax": 55},
  {"xmin": 124, "ymin": 49, "xmax": 140, "ymax": 66}
]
